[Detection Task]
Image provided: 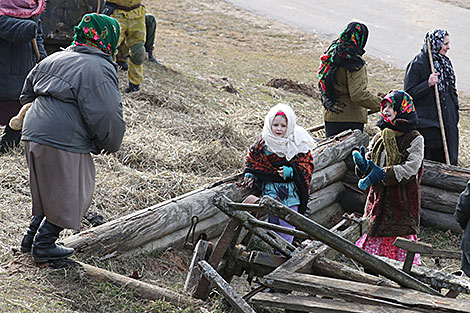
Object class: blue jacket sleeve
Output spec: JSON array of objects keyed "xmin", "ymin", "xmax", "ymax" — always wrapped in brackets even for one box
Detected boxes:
[{"xmin": 0, "ymin": 15, "xmax": 37, "ymax": 43}]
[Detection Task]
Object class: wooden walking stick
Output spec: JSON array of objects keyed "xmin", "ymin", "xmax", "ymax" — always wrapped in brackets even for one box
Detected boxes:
[
  {"xmin": 427, "ymin": 38, "xmax": 450, "ymax": 165},
  {"xmin": 32, "ymin": 38, "xmax": 40, "ymax": 63}
]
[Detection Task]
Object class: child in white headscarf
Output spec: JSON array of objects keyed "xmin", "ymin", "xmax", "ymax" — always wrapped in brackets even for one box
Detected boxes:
[{"xmin": 242, "ymin": 103, "xmax": 316, "ymax": 243}]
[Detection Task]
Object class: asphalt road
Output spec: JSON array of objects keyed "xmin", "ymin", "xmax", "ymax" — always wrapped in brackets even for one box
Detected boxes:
[{"xmin": 223, "ymin": 0, "xmax": 470, "ymax": 93}]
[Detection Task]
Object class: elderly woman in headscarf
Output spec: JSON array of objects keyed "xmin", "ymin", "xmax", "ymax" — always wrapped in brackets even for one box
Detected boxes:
[
  {"xmin": 0, "ymin": 0, "xmax": 47, "ymax": 154},
  {"xmin": 317, "ymin": 21, "xmax": 382, "ymax": 137},
  {"xmin": 404, "ymin": 29, "xmax": 459, "ymax": 165},
  {"xmin": 242, "ymin": 103, "xmax": 316, "ymax": 244},
  {"xmin": 18, "ymin": 13, "xmax": 126, "ymax": 262}
]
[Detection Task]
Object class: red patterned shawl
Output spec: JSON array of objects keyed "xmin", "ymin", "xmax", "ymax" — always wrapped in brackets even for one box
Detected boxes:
[{"xmin": 0, "ymin": 0, "xmax": 46, "ymax": 18}]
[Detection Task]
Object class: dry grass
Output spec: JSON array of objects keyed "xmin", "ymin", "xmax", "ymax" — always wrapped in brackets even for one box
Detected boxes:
[{"xmin": 1, "ymin": 0, "xmax": 469, "ymax": 311}]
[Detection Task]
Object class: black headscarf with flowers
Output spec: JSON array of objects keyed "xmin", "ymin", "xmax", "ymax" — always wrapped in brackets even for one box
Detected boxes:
[
  {"xmin": 72, "ymin": 13, "xmax": 120, "ymax": 55},
  {"xmin": 422, "ymin": 29, "xmax": 457, "ymax": 102},
  {"xmin": 376, "ymin": 90, "xmax": 418, "ymax": 133},
  {"xmin": 317, "ymin": 22, "xmax": 369, "ymax": 113}
]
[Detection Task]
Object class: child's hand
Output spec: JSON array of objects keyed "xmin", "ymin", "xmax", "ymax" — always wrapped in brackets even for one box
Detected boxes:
[
  {"xmin": 243, "ymin": 176, "xmax": 254, "ymax": 188},
  {"xmin": 277, "ymin": 167, "xmax": 284, "ymax": 178}
]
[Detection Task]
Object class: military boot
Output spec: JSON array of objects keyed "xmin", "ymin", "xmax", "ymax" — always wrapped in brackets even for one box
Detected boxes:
[
  {"xmin": 32, "ymin": 220, "xmax": 74, "ymax": 262},
  {"xmin": 20, "ymin": 214, "xmax": 44, "ymax": 253}
]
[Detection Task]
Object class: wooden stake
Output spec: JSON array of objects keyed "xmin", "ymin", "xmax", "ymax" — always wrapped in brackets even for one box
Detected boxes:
[
  {"xmin": 427, "ymin": 38, "xmax": 450, "ymax": 165},
  {"xmin": 32, "ymin": 39, "xmax": 40, "ymax": 63}
]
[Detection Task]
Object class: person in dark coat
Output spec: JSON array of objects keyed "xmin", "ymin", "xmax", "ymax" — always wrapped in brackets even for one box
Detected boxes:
[
  {"xmin": 455, "ymin": 181, "xmax": 470, "ymax": 277},
  {"xmin": 18, "ymin": 13, "xmax": 125, "ymax": 262},
  {"xmin": 404, "ymin": 29, "xmax": 459, "ymax": 165},
  {"xmin": 0, "ymin": 0, "xmax": 47, "ymax": 154}
]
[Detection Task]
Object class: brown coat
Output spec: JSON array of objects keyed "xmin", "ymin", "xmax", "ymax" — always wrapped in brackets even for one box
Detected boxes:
[{"xmin": 323, "ymin": 64, "xmax": 381, "ymax": 124}]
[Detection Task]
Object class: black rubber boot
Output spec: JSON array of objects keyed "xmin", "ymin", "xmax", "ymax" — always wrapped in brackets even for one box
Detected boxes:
[
  {"xmin": 32, "ymin": 220, "xmax": 74, "ymax": 263},
  {"xmin": 147, "ymin": 49, "xmax": 162, "ymax": 65},
  {"xmin": 125, "ymin": 82, "xmax": 140, "ymax": 93},
  {"xmin": 0, "ymin": 125, "xmax": 21, "ymax": 155},
  {"xmin": 20, "ymin": 214, "xmax": 45, "ymax": 253},
  {"xmin": 117, "ymin": 60, "xmax": 128, "ymax": 71}
]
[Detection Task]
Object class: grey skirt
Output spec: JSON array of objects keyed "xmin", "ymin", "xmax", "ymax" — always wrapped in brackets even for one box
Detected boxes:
[{"xmin": 24, "ymin": 141, "xmax": 95, "ymax": 230}]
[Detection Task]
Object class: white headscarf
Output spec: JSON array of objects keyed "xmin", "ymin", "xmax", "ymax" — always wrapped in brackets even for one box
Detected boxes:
[{"xmin": 261, "ymin": 103, "xmax": 317, "ymax": 161}]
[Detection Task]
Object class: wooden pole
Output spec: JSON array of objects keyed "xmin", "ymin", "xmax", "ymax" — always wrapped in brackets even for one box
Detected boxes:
[
  {"xmin": 427, "ymin": 38, "xmax": 450, "ymax": 165},
  {"xmin": 32, "ymin": 39, "xmax": 40, "ymax": 63}
]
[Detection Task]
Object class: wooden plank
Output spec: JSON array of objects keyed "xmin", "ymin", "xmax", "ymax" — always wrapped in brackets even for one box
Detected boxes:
[
  {"xmin": 269, "ymin": 219, "xmax": 361, "ymax": 275},
  {"xmin": 264, "ymin": 271, "xmax": 470, "ymax": 312},
  {"xmin": 309, "ymin": 161, "xmax": 348, "ymax": 193},
  {"xmin": 250, "ymin": 293, "xmax": 420, "ymax": 313},
  {"xmin": 245, "ymin": 218, "xmax": 310, "ymax": 239},
  {"xmin": 184, "ymin": 240, "xmax": 212, "ymax": 294},
  {"xmin": 198, "ymin": 261, "xmax": 256, "ymax": 313},
  {"xmin": 261, "ymin": 196, "xmax": 441, "ymax": 296},
  {"xmin": 377, "ymin": 256, "xmax": 470, "ymax": 295}
]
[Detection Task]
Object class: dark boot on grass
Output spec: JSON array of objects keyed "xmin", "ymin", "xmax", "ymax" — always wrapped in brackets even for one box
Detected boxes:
[
  {"xmin": 20, "ymin": 214, "xmax": 44, "ymax": 253},
  {"xmin": 147, "ymin": 49, "xmax": 162, "ymax": 65},
  {"xmin": 32, "ymin": 220, "xmax": 74, "ymax": 263},
  {"xmin": 125, "ymin": 82, "xmax": 140, "ymax": 93}
]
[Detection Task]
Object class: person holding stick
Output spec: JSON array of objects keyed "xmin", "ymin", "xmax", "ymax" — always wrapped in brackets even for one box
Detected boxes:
[
  {"xmin": 0, "ymin": 0, "xmax": 47, "ymax": 154},
  {"xmin": 404, "ymin": 29, "xmax": 459, "ymax": 165}
]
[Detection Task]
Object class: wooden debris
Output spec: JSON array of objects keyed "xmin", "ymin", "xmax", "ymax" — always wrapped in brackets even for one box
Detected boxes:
[
  {"xmin": 198, "ymin": 260, "xmax": 256, "ymax": 313},
  {"xmin": 72, "ymin": 261, "xmax": 199, "ymax": 308},
  {"xmin": 260, "ymin": 196, "xmax": 441, "ymax": 296},
  {"xmin": 184, "ymin": 240, "xmax": 213, "ymax": 294},
  {"xmin": 262, "ymin": 271, "xmax": 470, "ymax": 312}
]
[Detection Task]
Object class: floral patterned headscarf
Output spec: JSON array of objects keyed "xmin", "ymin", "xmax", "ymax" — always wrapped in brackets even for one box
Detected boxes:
[
  {"xmin": 317, "ymin": 22, "xmax": 369, "ymax": 113},
  {"xmin": 376, "ymin": 90, "xmax": 417, "ymax": 133},
  {"xmin": 72, "ymin": 13, "xmax": 120, "ymax": 55},
  {"xmin": 422, "ymin": 29, "xmax": 457, "ymax": 102}
]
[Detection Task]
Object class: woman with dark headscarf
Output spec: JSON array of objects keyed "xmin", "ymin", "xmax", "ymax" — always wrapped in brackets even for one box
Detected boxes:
[
  {"xmin": 0, "ymin": 0, "xmax": 47, "ymax": 154},
  {"xmin": 404, "ymin": 29, "xmax": 458, "ymax": 165},
  {"xmin": 317, "ymin": 21, "xmax": 381, "ymax": 137},
  {"xmin": 18, "ymin": 13, "xmax": 126, "ymax": 262}
]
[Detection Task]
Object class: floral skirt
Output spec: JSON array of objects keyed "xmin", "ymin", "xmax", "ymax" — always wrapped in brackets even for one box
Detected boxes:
[{"xmin": 355, "ymin": 233, "xmax": 421, "ymax": 265}]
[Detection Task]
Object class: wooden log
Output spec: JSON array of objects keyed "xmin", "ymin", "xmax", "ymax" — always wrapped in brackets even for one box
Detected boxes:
[
  {"xmin": 72, "ymin": 261, "xmax": 199, "ymax": 308},
  {"xmin": 305, "ymin": 181, "xmax": 344, "ymax": 217},
  {"xmin": 198, "ymin": 260, "xmax": 256, "ymax": 313},
  {"xmin": 250, "ymin": 293, "xmax": 416, "ymax": 313},
  {"xmin": 421, "ymin": 185, "xmax": 459, "ymax": 214},
  {"xmin": 377, "ymin": 256, "xmax": 470, "ymax": 295},
  {"xmin": 311, "ymin": 255, "xmax": 399, "ymax": 288},
  {"xmin": 312, "ymin": 129, "xmax": 369, "ymax": 172},
  {"xmin": 309, "ymin": 161, "xmax": 348, "ymax": 193},
  {"xmin": 269, "ymin": 218, "xmax": 361, "ymax": 275},
  {"xmin": 306, "ymin": 202, "xmax": 343, "ymax": 227},
  {"xmin": 422, "ymin": 159, "xmax": 470, "ymax": 193},
  {"xmin": 263, "ymin": 271, "xmax": 470, "ymax": 312},
  {"xmin": 184, "ymin": 240, "xmax": 212, "ymax": 294},
  {"xmin": 421, "ymin": 208, "xmax": 461, "ymax": 233},
  {"xmin": 260, "ymin": 196, "xmax": 441, "ymax": 296},
  {"xmin": 62, "ymin": 182, "xmax": 248, "ymax": 258}
]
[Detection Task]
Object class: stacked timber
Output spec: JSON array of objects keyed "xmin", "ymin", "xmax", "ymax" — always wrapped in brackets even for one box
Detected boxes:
[
  {"xmin": 62, "ymin": 129, "xmax": 367, "ymax": 259},
  {"xmin": 342, "ymin": 155, "xmax": 470, "ymax": 233},
  {"xmin": 305, "ymin": 129, "xmax": 368, "ymax": 224}
]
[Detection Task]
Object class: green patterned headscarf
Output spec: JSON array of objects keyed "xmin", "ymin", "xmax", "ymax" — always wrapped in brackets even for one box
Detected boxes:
[{"xmin": 72, "ymin": 13, "xmax": 120, "ymax": 55}]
